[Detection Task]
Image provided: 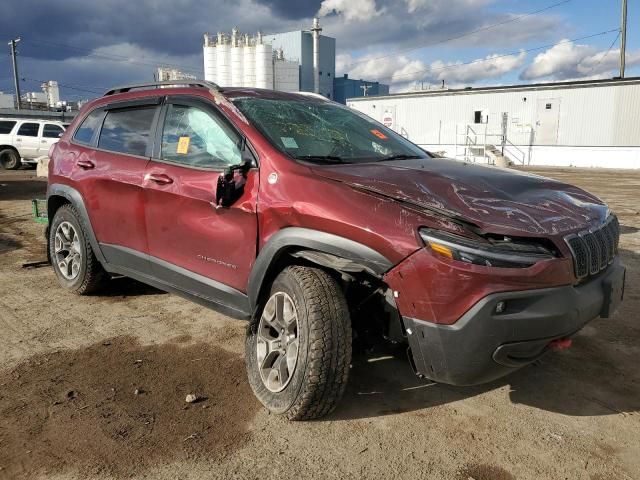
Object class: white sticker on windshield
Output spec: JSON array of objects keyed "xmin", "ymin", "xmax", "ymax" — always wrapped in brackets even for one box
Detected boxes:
[{"xmin": 281, "ymin": 137, "xmax": 298, "ymax": 149}]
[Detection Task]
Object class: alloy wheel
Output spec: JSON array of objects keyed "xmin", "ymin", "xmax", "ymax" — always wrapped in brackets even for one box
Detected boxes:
[
  {"xmin": 54, "ymin": 221, "xmax": 82, "ymax": 280},
  {"xmin": 256, "ymin": 292, "xmax": 300, "ymax": 392}
]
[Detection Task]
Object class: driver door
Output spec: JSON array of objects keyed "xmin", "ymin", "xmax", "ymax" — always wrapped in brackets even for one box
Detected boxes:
[{"xmin": 143, "ymin": 96, "xmax": 258, "ymax": 299}]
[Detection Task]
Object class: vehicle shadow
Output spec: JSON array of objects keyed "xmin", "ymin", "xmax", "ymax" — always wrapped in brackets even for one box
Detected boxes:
[
  {"xmin": 99, "ymin": 275, "xmax": 167, "ymax": 297},
  {"xmin": 330, "ymin": 246, "xmax": 640, "ymax": 421}
]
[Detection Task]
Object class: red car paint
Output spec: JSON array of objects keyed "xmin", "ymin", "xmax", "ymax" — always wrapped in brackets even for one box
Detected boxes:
[{"xmin": 50, "ymin": 86, "xmax": 610, "ymax": 327}]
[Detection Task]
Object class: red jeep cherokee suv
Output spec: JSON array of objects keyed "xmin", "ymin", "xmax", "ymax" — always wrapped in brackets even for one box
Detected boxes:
[{"xmin": 47, "ymin": 81, "xmax": 625, "ymax": 420}]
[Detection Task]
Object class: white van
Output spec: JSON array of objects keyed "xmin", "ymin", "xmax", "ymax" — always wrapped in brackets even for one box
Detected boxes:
[{"xmin": 0, "ymin": 118, "xmax": 66, "ymax": 169}]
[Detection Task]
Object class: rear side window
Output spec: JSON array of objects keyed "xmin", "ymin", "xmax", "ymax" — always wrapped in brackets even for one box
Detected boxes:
[
  {"xmin": 43, "ymin": 124, "xmax": 64, "ymax": 138},
  {"xmin": 0, "ymin": 120, "xmax": 16, "ymax": 134},
  {"xmin": 98, "ymin": 107, "xmax": 156, "ymax": 157},
  {"xmin": 74, "ymin": 109, "xmax": 104, "ymax": 145},
  {"xmin": 17, "ymin": 123, "xmax": 40, "ymax": 137}
]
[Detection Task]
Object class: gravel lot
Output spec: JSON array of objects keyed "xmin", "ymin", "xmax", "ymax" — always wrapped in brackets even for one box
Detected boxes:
[{"xmin": 0, "ymin": 166, "xmax": 638, "ymax": 480}]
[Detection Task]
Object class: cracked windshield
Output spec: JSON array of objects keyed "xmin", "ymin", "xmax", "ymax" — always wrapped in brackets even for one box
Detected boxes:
[{"xmin": 233, "ymin": 97, "xmax": 429, "ymax": 164}]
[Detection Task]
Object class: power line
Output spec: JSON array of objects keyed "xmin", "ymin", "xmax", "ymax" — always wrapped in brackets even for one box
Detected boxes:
[
  {"xmin": 343, "ymin": 0, "xmax": 573, "ymax": 69},
  {"xmin": 375, "ymin": 28, "xmax": 620, "ymax": 82},
  {"xmin": 585, "ymin": 31, "xmax": 621, "ymax": 75},
  {"xmin": 20, "ymin": 77, "xmax": 103, "ymax": 95},
  {"xmin": 23, "ymin": 38, "xmax": 202, "ymax": 74}
]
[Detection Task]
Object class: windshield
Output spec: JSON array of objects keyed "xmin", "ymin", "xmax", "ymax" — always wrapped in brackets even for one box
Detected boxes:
[{"xmin": 232, "ymin": 97, "xmax": 430, "ymax": 164}]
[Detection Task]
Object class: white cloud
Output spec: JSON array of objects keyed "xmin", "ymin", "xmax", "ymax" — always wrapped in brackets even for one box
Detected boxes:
[
  {"xmin": 429, "ymin": 51, "xmax": 526, "ymax": 82},
  {"xmin": 338, "ymin": 50, "xmax": 526, "ymax": 91},
  {"xmin": 521, "ymin": 40, "xmax": 640, "ymax": 80},
  {"xmin": 318, "ymin": 0, "xmax": 382, "ymax": 22}
]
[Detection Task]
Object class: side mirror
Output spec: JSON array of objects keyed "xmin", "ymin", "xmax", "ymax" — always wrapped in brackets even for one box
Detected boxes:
[{"xmin": 215, "ymin": 158, "xmax": 252, "ymax": 208}]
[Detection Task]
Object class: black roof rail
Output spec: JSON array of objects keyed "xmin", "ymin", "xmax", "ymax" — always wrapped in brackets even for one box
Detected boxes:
[{"xmin": 104, "ymin": 80, "xmax": 220, "ymax": 96}]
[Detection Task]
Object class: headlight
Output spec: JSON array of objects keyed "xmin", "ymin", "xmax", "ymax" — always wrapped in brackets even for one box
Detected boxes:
[{"xmin": 419, "ymin": 228, "xmax": 556, "ymax": 268}]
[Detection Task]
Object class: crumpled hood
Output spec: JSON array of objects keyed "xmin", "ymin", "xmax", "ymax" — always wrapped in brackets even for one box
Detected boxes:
[{"xmin": 311, "ymin": 158, "xmax": 609, "ymax": 236}]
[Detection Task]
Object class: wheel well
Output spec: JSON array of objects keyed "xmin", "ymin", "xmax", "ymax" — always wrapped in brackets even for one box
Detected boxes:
[
  {"xmin": 255, "ymin": 247, "xmax": 405, "ymax": 346},
  {"xmin": 47, "ymin": 195, "xmax": 71, "ymax": 222},
  {"xmin": 0, "ymin": 145, "xmax": 20, "ymax": 156}
]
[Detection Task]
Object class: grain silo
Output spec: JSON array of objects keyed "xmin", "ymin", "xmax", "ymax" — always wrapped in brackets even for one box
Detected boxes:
[
  {"xmin": 255, "ymin": 32, "xmax": 273, "ymax": 89},
  {"xmin": 230, "ymin": 28, "xmax": 244, "ymax": 87},
  {"xmin": 216, "ymin": 33, "xmax": 231, "ymax": 87},
  {"xmin": 203, "ymin": 33, "xmax": 217, "ymax": 83},
  {"xmin": 243, "ymin": 34, "xmax": 256, "ymax": 88}
]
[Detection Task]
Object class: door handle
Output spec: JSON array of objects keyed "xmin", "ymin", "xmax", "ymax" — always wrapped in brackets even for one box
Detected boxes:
[
  {"xmin": 41, "ymin": 140, "xmax": 48, "ymax": 143},
  {"xmin": 77, "ymin": 160, "xmax": 95, "ymax": 170},
  {"xmin": 146, "ymin": 173, "xmax": 173, "ymax": 185}
]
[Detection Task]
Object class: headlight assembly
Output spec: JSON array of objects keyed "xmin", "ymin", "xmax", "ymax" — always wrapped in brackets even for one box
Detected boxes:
[{"xmin": 419, "ymin": 228, "xmax": 556, "ymax": 268}]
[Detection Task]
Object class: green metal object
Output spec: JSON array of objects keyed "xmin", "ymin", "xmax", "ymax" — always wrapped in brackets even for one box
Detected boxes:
[{"xmin": 31, "ymin": 199, "xmax": 48, "ymax": 224}]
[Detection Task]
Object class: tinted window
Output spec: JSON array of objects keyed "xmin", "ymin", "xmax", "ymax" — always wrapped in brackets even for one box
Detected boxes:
[
  {"xmin": 17, "ymin": 123, "xmax": 40, "ymax": 137},
  {"xmin": 161, "ymin": 104, "xmax": 241, "ymax": 168},
  {"xmin": 43, "ymin": 124, "xmax": 64, "ymax": 138},
  {"xmin": 98, "ymin": 107, "xmax": 156, "ymax": 157},
  {"xmin": 74, "ymin": 109, "xmax": 104, "ymax": 145},
  {"xmin": 0, "ymin": 121, "xmax": 16, "ymax": 134}
]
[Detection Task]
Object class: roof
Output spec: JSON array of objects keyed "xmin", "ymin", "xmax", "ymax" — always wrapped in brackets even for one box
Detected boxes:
[{"xmin": 347, "ymin": 76, "xmax": 640, "ymax": 102}]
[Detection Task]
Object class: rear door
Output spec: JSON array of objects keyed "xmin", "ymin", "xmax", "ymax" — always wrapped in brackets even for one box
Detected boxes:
[
  {"xmin": 14, "ymin": 122, "xmax": 41, "ymax": 159},
  {"xmin": 40, "ymin": 123, "xmax": 65, "ymax": 155},
  {"xmin": 143, "ymin": 96, "xmax": 258, "ymax": 296},
  {"xmin": 70, "ymin": 99, "xmax": 161, "ymax": 269}
]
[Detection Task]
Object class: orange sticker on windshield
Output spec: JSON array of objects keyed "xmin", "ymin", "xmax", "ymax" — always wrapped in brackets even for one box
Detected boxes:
[
  {"xmin": 177, "ymin": 136, "xmax": 190, "ymax": 154},
  {"xmin": 371, "ymin": 129, "xmax": 387, "ymax": 139}
]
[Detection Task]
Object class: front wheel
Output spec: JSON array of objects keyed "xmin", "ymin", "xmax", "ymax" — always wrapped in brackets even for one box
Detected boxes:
[{"xmin": 245, "ymin": 265, "xmax": 352, "ymax": 420}]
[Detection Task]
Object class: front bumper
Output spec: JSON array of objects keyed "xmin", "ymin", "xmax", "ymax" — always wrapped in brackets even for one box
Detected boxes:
[{"xmin": 403, "ymin": 260, "xmax": 625, "ymax": 386}]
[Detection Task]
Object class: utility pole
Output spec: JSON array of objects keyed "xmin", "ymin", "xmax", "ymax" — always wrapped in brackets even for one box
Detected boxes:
[
  {"xmin": 620, "ymin": 0, "xmax": 628, "ymax": 78},
  {"xmin": 8, "ymin": 37, "xmax": 21, "ymax": 110}
]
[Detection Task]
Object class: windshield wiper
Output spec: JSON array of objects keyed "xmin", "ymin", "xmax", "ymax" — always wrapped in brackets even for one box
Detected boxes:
[
  {"xmin": 375, "ymin": 154, "xmax": 423, "ymax": 162},
  {"xmin": 294, "ymin": 155, "xmax": 349, "ymax": 164}
]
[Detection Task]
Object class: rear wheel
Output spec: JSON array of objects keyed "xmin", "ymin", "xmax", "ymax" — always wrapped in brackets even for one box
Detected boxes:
[
  {"xmin": 0, "ymin": 149, "xmax": 21, "ymax": 170},
  {"xmin": 245, "ymin": 265, "xmax": 352, "ymax": 420},
  {"xmin": 49, "ymin": 204, "xmax": 107, "ymax": 294}
]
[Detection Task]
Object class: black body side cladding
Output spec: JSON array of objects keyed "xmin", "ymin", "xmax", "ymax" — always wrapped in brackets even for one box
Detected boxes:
[
  {"xmin": 247, "ymin": 227, "xmax": 393, "ymax": 308},
  {"xmin": 404, "ymin": 261, "xmax": 625, "ymax": 386},
  {"xmin": 101, "ymin": 244, "xmax": 251, "ymax": 319}
]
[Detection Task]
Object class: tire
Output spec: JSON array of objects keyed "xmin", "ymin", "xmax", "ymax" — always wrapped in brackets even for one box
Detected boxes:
[
  {"xmin": 245, "ymin": 265, "xmax": 352, "ymax": 420},
  {"xmin": 0, "ymin": 149, "xmax": 21, "ymax": 170},
  {"xmin": 49, "ymin": 204, "xmax": 107, "ymax": 294}
]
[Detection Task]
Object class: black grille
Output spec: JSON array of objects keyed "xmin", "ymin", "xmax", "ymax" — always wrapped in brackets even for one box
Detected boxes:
[{"xmin": 564, "ymin": 216, "xmax": 620, "ymax": 279}]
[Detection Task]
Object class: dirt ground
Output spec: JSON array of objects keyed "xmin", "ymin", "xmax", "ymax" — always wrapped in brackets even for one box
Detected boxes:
[{"xmin": 0, "ymin": 166, "xmax": 638, "ymax": 480}]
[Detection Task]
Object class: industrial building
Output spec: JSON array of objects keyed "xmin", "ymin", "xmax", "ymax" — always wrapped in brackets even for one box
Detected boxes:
[
  {"xmin": 333, "ymin": 74, "xmax": 389, "ymax": 104},
  {"xmin": 156, "ymin": 66, "xmax": 196, "ymax": 82},
  {"xmin": 348, "ymin": 77, "xmax": 640, "ymax": 169},
  {"xmin": 0, "ymin": 92, "xmax": 14, "ymax": 109},
  {"xmin": 203, "ymin": 19, "xmax": 388, "ymax": 102}
]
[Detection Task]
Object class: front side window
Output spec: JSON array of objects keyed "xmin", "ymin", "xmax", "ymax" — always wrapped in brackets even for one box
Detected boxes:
[
  {"xmin": 74, "ymin": 109, "xmax": 104, "ymax": 145},
  {"xmin": 161, "ymin": 104, "xmax": 241, "ymax": 169},
  {"xmin": 98, "ymin": 107, "xmax": 156, "ymax": 157},
  {"xmin": 43, "ymin": 124, "xmax": 64, "ymax": 138},
  {"xmin": 17, "ymin": 123, "xmax": 40, "ymax": 137},
  {"xmin": 0, "ymin": 120, "xmax": 16, "ymax": 134},
  {"xmin": 232, "ymin": 97, "xmax": 428, "ymax": 164}
]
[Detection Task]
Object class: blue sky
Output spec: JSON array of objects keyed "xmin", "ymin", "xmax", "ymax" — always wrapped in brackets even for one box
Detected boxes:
[{"xmin": 0, "ymin": 0, "xmax": 638, "ymax": 98}]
